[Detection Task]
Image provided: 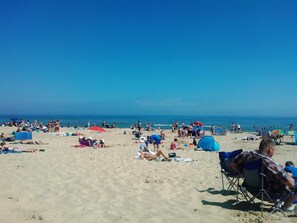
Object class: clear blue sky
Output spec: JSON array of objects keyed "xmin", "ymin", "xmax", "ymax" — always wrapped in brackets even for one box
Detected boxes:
[{"xmin": 1, "ymin": 0, "xmax": 296, "ymax": 116}]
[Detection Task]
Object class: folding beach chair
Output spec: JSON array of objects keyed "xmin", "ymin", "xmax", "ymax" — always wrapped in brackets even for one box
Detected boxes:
[
  {"xmin": 240, "ymin": 158, "xmax": 293, "ymax": 217},
  {"xmin": 219, "ymin": 149, "xmax": 243, "ymax": 195}
]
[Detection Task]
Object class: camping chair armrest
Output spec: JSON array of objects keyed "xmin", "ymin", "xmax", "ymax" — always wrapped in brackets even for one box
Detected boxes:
[{"xmin": 259, "ymin": 173, "xmax": 293, "ymax": 193}]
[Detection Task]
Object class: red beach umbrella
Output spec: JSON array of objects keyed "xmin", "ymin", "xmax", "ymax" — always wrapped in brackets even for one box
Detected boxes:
[
  {"xmin": 271, "ymin": 129, "xmax": 285, "ymax": 136},
  {"xmin": 88, "ymin": 126, "xmax": 106, "ymax": 132},
  {"xmin": 193, "ymin": 121, "xmax": 204, "ymax": 126}
]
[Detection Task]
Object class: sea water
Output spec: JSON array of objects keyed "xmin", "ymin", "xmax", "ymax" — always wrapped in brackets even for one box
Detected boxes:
[{"xmin": 0, "ymin": 114, "xmax": 296, "ymax": 133}]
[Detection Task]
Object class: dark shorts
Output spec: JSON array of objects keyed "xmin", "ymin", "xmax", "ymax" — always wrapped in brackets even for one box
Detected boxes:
[{"xmin": 154, "ymin": 139, "xmax": 161, "ymax": 144}]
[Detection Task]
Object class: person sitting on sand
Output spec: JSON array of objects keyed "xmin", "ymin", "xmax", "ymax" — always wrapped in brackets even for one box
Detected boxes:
[
  {"xmin": 268, "ymin": 131, "xmax": 284, "ymax": 145},
  {"xmin": 139, "ymin": 150, "xmax": 171, "ymax": 161},
  {"xmin": 170, "ymin": 138, "xmax": 182, "ymax": 150},
  {"xmin": 139, "ymin": 140, "xmax": 149, "ymax": 152},
  {"xmin": 137, "ymin": 139, "xmax": 170, "ymax": 161},
  {"xmin": 1, "ymin": 133, "xmax": 15, "ymax": 142},
  {"xmin": 192, "ymin": 137, "xmax": 197, "ymax": 146},
  {"xmin": 284, "ymin": 161, "xmax": 297, "ymax": 180},
  {"xmin": 138, "ymin": 147, "xmax": 170, "ymax": 161},
  {"xmin": 87, "ymin": 137, "xmax": 98, "ymax": 147},
  {"xmin": 98, "ymin": 139, "xmax": 111, "ymax": 148}
]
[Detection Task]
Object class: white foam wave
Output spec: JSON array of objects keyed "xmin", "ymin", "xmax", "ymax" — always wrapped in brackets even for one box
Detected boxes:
[{"xmin": 153, "ymin": 124, "xmax": 172, "ymax": 127}]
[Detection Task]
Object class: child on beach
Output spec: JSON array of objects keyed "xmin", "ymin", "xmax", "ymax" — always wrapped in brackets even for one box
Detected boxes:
[
  {"xmin": 170, "ymin": 138, "xmax": 182, "ymax": 150},
  {"xmin": 192, "ymin": 137, "xmax": 197, "ymax": 146},
  {"xmin": 284, "ymin": 161, "xmax": 297, "ymax": 180},
  {"xmin": 98, "ymin": 139, "xmax": 107, "ymax": 148}
]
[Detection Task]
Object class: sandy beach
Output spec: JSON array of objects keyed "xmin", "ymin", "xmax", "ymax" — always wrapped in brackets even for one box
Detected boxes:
[{"xmin": 0, "ymin": 126, "xmax": 296, "ymax": 223}]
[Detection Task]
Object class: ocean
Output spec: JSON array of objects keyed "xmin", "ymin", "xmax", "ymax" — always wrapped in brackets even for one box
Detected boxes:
[{"xmin": 0, "ymin": 114, "xmax": 296, "ymax": 133}]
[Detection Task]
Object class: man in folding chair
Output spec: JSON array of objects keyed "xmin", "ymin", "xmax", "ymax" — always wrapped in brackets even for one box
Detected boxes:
[{"xmin": 230, "ymin": 138, "xmax": 297, "ymax": 213}]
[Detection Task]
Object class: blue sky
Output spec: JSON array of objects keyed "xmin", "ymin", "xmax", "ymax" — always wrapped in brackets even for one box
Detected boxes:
[{"xmin": 0, "ymin": 0, "xmax": 296, "ymax": 116}]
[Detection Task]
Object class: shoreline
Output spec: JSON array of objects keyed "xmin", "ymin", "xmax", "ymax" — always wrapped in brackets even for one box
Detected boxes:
[{"xmin": 1, "ymin": 115, "xmax": 296, "ymax": 132}]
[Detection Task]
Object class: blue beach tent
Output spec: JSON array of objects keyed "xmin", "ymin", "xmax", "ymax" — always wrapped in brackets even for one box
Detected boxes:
[{"xmin": 198, "ymin": 136, "xmax": 220, "ymax": 152}]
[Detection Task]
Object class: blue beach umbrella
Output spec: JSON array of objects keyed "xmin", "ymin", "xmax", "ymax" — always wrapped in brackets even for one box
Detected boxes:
[{"xmin": 10, "ymin": 117, "xmax": 18, "ymax": 121}]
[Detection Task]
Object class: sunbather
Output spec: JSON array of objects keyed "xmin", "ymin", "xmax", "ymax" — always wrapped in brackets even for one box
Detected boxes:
[
  {"xmin": 0, "ymin": 146, "xmax": 38, "ymax": 153},
  {"xmin": 78, "ymin": 136, "xmax": 92, "ymax": 147},
  {"xmin": 137, "ymin": 141, "xmax": 170, "ymax": 161},
  {"xmin": 138, "ymin": 149, "xmax": 171, "ymax": 161},
  {"xmin": 20, "ymin": 140, "xmax": 48, "ymax": 145},
  {"xmin": 87, "ymin": 137, "xmax": 98, "ymax": 147}
]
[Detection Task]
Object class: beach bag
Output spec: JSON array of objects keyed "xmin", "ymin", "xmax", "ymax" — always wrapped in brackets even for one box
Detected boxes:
[{"xmin": 168, "ymin": 152, "xmax": 177, "ymax": 158}]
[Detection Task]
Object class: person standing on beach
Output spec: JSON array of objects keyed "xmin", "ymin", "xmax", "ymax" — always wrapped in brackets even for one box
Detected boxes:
[
  {"xmin": 237, "ymin": 123, "xmax": 241, "ymax": 133},
  {"xmin": 231, "ymin": 123, "xmax": 235, "ymax": 133},
  {"xmin": 137, "ymin": 121, "xmax": 142, "ymax": 133},
  {"xmin": 148, "ymin": 134, "xmax": 162, "ymax": 152},
  {"xmin": 210, "ymin": 125, "xmax": 215, "ymax": 137}
]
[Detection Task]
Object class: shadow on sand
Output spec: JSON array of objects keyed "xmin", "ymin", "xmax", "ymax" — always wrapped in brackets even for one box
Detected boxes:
[{"xmin": 195, "ymin": 187, "xmax": 263, "ymax": 212}]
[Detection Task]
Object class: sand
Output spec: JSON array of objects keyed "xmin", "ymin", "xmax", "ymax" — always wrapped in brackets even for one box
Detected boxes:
[{"xmin": 0, "ymin": 126, "xmax": 296, "ymax": 223}]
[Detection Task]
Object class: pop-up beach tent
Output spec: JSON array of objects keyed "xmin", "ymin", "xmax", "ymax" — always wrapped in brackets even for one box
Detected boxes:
[{"xmin": 197, "ymin": 136, "xmax": 220, "ymax": 152}]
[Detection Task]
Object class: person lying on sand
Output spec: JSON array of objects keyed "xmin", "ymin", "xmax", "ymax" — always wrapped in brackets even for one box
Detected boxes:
[
  {"xmin": 79, "ymin": 136, "xmax": 92, "ymax": 147},
  {"xmin": 20, "ymin": 140, "xmax": 49, "ymax": 145},
  {"xmin": 1, "ymin": 146, "xmax": 37, "ymax": 153},
  {"xmin": 1, "ymin": 141, "xmax": 45, "ymax": 153},
  {"xmin": 139, "ymin": 149, "xmax": 171, "ymax": 161},
  {"xmin": 137, "ymin": 141, "xmax": 170, "ymax": 161}
]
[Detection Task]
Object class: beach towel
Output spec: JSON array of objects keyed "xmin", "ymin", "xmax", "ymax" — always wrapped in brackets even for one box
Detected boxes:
[
  {"xmin": 172, "ymin": 157, "xmax": 195, "ymax": 162},
  {"xmin": 72, "ymin": 145, "xmax": 89, "ymax": 148},
  {"xmin": 0, "ymin": 150, "xmax": 22, "ymax": 154}
]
